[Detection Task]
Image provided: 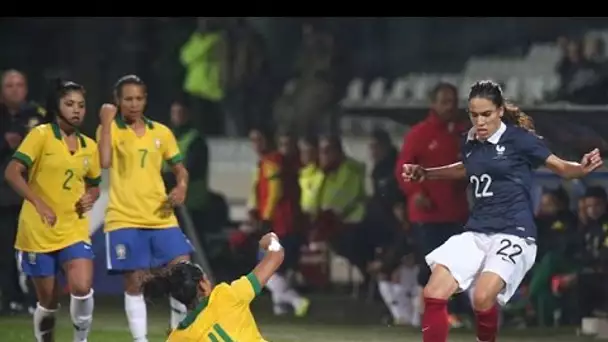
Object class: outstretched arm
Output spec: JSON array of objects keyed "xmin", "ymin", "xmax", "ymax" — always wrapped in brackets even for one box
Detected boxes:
[
  {"xmin": 403, "ymin": 162, "xmax": 467, "ymax": 182},
  {"xmin": 424, "ymin": 162, "xmax": 467, "ymax": 180},
  {"xmin": 545, "ymin": 149, "xmax": 603, "ymax": 179}
]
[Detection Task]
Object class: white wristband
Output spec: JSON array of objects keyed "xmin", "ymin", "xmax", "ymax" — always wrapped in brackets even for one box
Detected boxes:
[{"xmin": 267, "ymin": 238, "xmax": 282, "ymax": 252}]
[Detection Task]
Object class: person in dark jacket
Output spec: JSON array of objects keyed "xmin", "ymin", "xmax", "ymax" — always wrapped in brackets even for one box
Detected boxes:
[
  {"xmin": 535, "ymin": 187, "xmax": 578, "ymax": 259},
  {"xmin": 0, "ymin": 69, "xmax": 46, "ymax": 314},
  {"xmin": 546, "ymin": 187, "xmax": 608, "ymax": 323},
  {"xmin": 394, "ymin": 82, "xmax": 470, "ymax": 325},
  {"xmin": 527, "ymin": 188, "xmax": 579, "ymax": 325},
  {"xmin": 365, "ymin": 128, "xmax": 404, "ymax": 249}
]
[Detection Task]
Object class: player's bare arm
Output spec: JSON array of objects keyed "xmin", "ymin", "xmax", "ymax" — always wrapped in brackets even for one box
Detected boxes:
[
  {"xmin": 545, "ymin": 148, "xmax": 603, "ymax": 179},
  {"xmin": 98, "ymin": 103, "xmax": 117, "ymax": 169},
  {"xmin": 76, "ymin": 186, "xmax": 100, "ymax": 215},
  {"xmin": 252, "ymin": 233, "xmax": 285, "ymax": 287},
  {"xmin": 402, "ymin": 162, "xmax": 466, "ymax": 182},
  {"xmin": 168, "ymin": 162, "xmax": 189, "ymax": 206},
  {"xmin": 4, "ymin": 160, "xmax": 57, "ymax": 226}
]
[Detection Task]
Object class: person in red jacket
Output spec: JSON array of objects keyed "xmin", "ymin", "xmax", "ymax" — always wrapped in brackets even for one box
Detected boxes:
[
  {"xmin": 395, "ymin": 82, "xmax": 470, "ymax": 325},
  {"xmin": 246, "ymin": 126, "xmax": 310, "ymax": 317}
]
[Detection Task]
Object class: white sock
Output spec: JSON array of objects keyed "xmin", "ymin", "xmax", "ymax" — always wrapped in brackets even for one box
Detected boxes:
[
  {"xmin": 283, "ymin": 288, "xmax": 305, "ymax": 309},
  {"xmin": 266, "ymin": 274, "xmax": 303, "ymax": 309},
  {"xmin": 70, "ymin": 290, "xmax": 94, "ymax": 342},
  {"xmin": 408, "ymin": 286, "xmax": 422, "ymax": 326},
  {"xmin": 169, "ymin": 297, "xmax": 187, "ymax": 329},
  {"xmin": 378, "ymin": 280, "xmax": 402, "ymax": 322},
  {"xmin": 34, "ymin": 303, "xmax": 58, "ymax": 342},
  {"xmin": 125, "ymin": 293, "xmax": 148, "ymax": 342},
  {"xmin": 391, "ymin": 283, "xmax": 410, "ymax": 323},
  {"xmin": 266, "ymin": 274, "xmax": 288, "ymax": 305}
]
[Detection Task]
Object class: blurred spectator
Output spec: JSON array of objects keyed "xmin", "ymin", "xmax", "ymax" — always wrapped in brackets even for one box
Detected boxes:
[
  {"xmin": 368, "ymin": 204, "xmax": 419, "ymax": 326},
  {"xmin": 535, "ymin": 188, "xmax": 578, "ymax": 259},
  {"xmin": 365, "ymin": 128, "xmax": 404, "ymax": 248},
  {"xmin": 298, "ymin": 134, "xmax": 322, "ymax": 226},
  {"xmin": 162, "ymin": 100, "xmax": 223, "ymax": 237},
  {"xmin": 296, "ymin": 134, "xmax": 331, "ymax": 288},
  {"xmin": 527, "ymin": 188, "xmax": 579, "ymax": 325},
  {"xmin": 311, "ymin": 135, "xmax": 371, "ymax": 278},
  {"xmin": 555, "ymin": 38, "xmax": 606, "ymax": 104},
  {"xmin": 223, "ymin": 18, "xmax": 272, "ymax": 136},
  {"xmin": 277, "ymin": 128, "xmax": 299, "ymax": 166},
  {"xmin": 180, "ymin": 17, "xmax": 227, "ymax": 135},
  {"xmin": 164, "ymin": 100, "xmax": 209, "ymax": 213},
  {"xmin": 273, "ymin": 22, "xmax": 346, "ymax": 136},
  {"xmin": 545, "ymin": 187, "xmax": 608, "ymax": 324},
  {"xmin": 244, "ymin": 126, "xmax": 309, "ymax": 317},
  {"xmin": 583, "ymin": 35, "xmax": 606, "ymax": 65},
  {"xmin": 0, "ymin": 69, "xmax": 46, "ymax": 314},
  {"xmin": 395, "ymin": 82, "xmax": 470, "ymax": 325}
]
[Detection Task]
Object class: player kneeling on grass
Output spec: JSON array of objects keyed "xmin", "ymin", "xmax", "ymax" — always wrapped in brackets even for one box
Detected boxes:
[
  {"xmin": 4, "ymin": 79, "xmax": 101, "ymax": 342},
  {"xmin": 143, "ymin": 232, "xmax": 285, "ymax": 341}
]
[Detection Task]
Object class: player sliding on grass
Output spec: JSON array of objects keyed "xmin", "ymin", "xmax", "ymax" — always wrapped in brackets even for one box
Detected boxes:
[
  {"xmin": 402, "ymin": 80, "xmax": 603, "ymax": 342},
  {"xmin": 5, "ymin": 80, "xmax": 101, "ymax": 342},
  {"xmin": 143, "ymin": 232, "xmax": 285, "ymax": 341}
]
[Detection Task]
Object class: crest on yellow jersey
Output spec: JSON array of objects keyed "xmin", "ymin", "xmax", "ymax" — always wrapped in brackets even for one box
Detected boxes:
[
  {"xmin": 115, "ymin": 244, "xmax": 127, "ymax": 260},
  {"xmin": 155, "ymin": 138, "xmax": 161, "ymax": 149},
  {"xmin": 83, "ymin": 157, "xmax": 90, "ymax": 170}
]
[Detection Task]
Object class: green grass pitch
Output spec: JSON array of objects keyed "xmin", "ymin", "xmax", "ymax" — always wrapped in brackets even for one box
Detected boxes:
[{"xmin": 0, "ymin": 295, "xmax": 594, "ymax": 342}]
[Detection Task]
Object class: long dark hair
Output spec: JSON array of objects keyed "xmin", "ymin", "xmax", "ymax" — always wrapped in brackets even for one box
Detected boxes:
[
  {"xmin": 142, "ymin": 261, "xmax": 205, "ymax": 309},
  {"xmin": 468, "ymin": 80, "xmax": 536, "ymax": 134},
  {"xmin": 44, "ymin": 78, "xmax": 85, "ymax": 123}
]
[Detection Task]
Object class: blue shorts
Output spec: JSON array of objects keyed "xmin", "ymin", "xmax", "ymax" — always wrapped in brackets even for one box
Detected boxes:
[
  {"xmin": 105, "ymin": 227, "xmax": 193, "ymax": 272},
  {"xmin": 18, "ymin": 241, "xmax": 94, "ymax": 278}
]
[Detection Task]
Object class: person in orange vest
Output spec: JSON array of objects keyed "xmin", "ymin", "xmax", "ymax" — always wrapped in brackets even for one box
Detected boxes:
[{"xmin": 246, "ymin": 126, "xmax": 310, "ymax": 317}]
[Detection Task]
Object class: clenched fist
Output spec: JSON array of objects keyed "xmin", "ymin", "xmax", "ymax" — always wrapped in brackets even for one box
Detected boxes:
[{"xmin": 99, "ymin": 104, "xmax": 117, "ymax": 125}]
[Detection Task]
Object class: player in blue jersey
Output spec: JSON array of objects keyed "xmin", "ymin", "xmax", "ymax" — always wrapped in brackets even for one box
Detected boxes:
[{"xmin": 402, "ymin": 80, "xmax": 603, "ymax": 342}]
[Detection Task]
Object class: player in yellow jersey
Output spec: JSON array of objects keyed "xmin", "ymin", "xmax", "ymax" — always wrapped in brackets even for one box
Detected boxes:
[
  {"xmin": 142, "ymin": 232, "xmax": 285, "ymax": 342},
  {"xmin": 4, "ymin": 80, "xmax": 101, "ymax": 342},
  {"xmin": 97, "ymin": 75, "xmax": 192, "ymax": 342}
]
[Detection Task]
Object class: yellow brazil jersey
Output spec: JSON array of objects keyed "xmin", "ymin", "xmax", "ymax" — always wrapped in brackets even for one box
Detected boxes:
[
  {"xmin": 97, "ymin": 116, "xmax": 183, "ymax": 232},
  {"xmin": 12, "ymin": 123, "xmax": 102, "ymax": 253},
  {"xmin": 168, "ymin": 273, "xmax": 266, "ymax": 342}
]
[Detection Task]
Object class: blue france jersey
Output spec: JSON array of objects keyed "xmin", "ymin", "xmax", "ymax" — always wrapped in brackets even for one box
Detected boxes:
[{"xmin": 462, "ymin": 123, "xmax": 551, "ymax": 240}]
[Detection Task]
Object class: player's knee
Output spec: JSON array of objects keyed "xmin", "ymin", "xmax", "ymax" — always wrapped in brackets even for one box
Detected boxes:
[
  {"xmin": 123, "ymin": 272, "xmax": 143, "ymax": 295},
  {"xmin": 38, "ymin": 295, "xmax": 59, "ymax": 310},
  {"xmin": 70, "ymin": 281, "xmax": 92, "ymax": 297},
  {"xmin": 472, "ymin": 286, "xmax": 497, "ymax": 311},
  {"xmin": 423, "ymin": 267, "xmax": 458, "ymax": 300}
]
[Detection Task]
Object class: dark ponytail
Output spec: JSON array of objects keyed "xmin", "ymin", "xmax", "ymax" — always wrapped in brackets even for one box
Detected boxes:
[
  {"xmin": 44, "ymin": 78, "xmax": 85, "ymax": 123},
  {"xmin": 141, "ymin": 261, "xmax": 205, "ymax": 309},
  {"xmin": 468, "ymin": 80, "xmax": 536, "ymax": 134},
  {"xmin": 502, "ymin": 102, "xmax": 536, "ymax": 134}
]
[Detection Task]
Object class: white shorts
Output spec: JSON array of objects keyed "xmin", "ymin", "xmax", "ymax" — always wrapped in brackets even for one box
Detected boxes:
[{"xmin": 425, "ymin": 231, "xmax": 537, "ymax": 306}]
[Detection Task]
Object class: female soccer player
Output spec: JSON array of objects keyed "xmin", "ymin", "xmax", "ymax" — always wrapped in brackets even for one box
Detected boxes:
[
  {"xmin": 97, "ymin": 75, "xmax": 191, "ymax": 342},
  {"xmin": 144, "ymin": 232, "xmax": 285, "ymax": 341},
  {"xmin": 4, "ymin": 79, "xmax": 101, "ymax": 342},
  {"xmin": 402, "ymin": 80, "xmax": 603, "ymax": 342}
]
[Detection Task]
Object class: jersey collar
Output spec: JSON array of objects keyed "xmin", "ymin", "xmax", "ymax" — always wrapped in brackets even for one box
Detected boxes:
[
  {"xmin": 115, "ymin": 115, "xmax": 154, "ymax": 129},
  {"xmin": 467, "ymin": 122, "xmax": 506, "ymax": 145},
  {"xmin": 177, "ymin": 296, "xmax": 209, "ymax": 330},
  {"xmin": 51, "ymin": 122, "xmax": 87, "ymax": 148}
]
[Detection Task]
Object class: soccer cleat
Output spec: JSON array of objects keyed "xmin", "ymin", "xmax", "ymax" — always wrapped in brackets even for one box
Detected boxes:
[
  {"xmin": 294, "ymin": 298, "xmax": 310, "ymax": 318},
  {"xmin": 273, "ymin": 304, "xmax": 289, "ymax": 316},
  {"xmin": 448, "ymin": 313, "xmax": 464, "ymax": 328}
]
